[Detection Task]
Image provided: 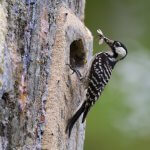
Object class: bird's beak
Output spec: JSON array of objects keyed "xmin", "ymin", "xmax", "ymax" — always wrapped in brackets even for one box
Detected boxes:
[{"xmin": 104, "ymin": 37, "xmax": 114, "ymax": 48}]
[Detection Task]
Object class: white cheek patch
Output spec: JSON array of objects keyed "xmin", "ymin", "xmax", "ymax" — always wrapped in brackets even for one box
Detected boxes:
[{"xmin": 116, "ymin": 47, "xmax": 126, "ymax": 58}]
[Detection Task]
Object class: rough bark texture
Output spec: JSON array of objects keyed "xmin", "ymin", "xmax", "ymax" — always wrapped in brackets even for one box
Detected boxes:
[{"xmin": 0, "ymin": 0, "xmax": 93, "ymax": 150}]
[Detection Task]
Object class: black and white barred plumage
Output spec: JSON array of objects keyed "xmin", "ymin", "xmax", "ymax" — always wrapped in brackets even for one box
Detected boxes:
[
  {"xmin": 66, "ymin": 29, "xmax": 127, "ymax": 137},
  {"xmin": 82, "ymin": 52, "xmax": 115, "ymax": 121}
]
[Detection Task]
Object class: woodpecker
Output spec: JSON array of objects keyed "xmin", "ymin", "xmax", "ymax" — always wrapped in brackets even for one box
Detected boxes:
[{"xmin": 66, "ymin": 29, "xmax": 127, "ymax": 137}]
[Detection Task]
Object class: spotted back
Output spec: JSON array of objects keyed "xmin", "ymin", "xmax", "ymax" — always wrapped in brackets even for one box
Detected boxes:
[{"xmin": 86, "ymin": 53, "xmax": 116, "ymax": 105}]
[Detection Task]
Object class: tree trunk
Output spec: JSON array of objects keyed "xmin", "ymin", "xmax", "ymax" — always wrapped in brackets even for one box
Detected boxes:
[{"xmin": 0, "ymin": 0, "xmax": 93, "ymax": 150}]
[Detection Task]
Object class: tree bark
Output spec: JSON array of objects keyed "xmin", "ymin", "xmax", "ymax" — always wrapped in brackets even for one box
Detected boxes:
[{"xmin": 0, "ymin": 0, "xmax": 93, "ymax": 150}]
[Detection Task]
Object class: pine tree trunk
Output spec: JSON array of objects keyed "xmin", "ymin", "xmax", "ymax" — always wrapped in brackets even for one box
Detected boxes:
[{"xmin": 0, "ymin": 0, "xmax": 93, "ymax": 149}]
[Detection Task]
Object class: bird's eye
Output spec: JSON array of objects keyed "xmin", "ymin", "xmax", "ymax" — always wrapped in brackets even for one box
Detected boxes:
[{"xmin": 115, "ymin": 42, "xmax": 121, "ymax": 47}]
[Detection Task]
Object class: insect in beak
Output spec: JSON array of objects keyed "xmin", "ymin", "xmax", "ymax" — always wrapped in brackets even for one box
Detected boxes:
[{"xmin": 97, "ymin": 29, "xmax": 114, "ymax": 49}]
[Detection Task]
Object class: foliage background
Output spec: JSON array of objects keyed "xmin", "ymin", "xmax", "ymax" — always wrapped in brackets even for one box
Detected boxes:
[{"xmin": 84, "ymin": 0, "xmax": 150, "ymax": 150}]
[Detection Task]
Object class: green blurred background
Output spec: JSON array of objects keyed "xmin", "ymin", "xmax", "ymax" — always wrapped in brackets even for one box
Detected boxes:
[{"xmin": 84, "ymin": 0, "xmax": 150, "ymax": 150}]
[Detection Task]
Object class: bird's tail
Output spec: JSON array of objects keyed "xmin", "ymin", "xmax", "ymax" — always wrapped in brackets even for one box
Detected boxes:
[
  {"xmin": 66, "ymin": 101, "xmax": 86, "ymax": 137},
  {"xmin": 82, "ymin": 102, "xmax": 91, "ymax": 123}
]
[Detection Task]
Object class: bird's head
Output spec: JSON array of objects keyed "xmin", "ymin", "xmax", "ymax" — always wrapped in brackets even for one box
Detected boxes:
[
  {"xmin": 105, "ymin": 39, "xmax": 127, "ymax": 61},
  {"xmin": 97, "ymin": 29, "xmax": 127, "ymax": 61}
]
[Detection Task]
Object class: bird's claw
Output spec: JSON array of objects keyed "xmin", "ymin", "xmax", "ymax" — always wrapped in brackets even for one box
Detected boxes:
[
  {"xmin": 66, "ymin": 64, "xmax": 82, "ymax": 80},
  {"xmin": 66, "ymin": 64, "xmax": 76, "ymax": 75}
]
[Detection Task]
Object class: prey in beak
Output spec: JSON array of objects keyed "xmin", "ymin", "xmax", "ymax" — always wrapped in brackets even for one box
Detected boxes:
[{"xmin": 97, "ymin": 29, "xmax": 114, "ymax": 48}]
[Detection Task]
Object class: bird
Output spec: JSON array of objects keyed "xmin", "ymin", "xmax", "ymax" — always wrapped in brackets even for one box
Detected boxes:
[{"xmin": 66, "ymin": 29, "xmax": 128, "ymax": 137}]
